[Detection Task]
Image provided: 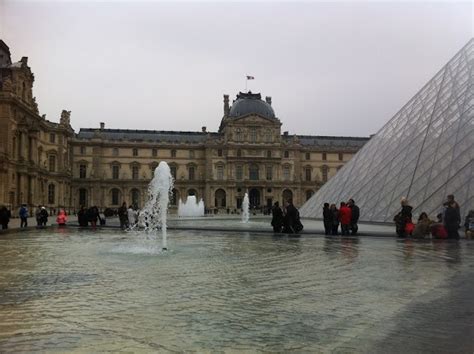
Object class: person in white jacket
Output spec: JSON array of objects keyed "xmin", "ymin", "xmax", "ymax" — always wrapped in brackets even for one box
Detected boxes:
[{"xmin": 127, "ymin": 206, "xmax": 137, "ymax": 229}]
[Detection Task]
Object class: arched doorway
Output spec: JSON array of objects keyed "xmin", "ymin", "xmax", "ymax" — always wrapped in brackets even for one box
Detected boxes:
[
  {"xmin": 215, "ymin": 189, "xmax": 226, "ymax": 208},
  {"xmin": 282, "ymin": 189, "xmax": 293, "ymax": 203},
  {"xmin": 187, "ymin": 189, "xmax": 197, "ymax": 198},
  {"xmin": 249, "ymin": 188, "xmax": 260, "ymax": 207}
]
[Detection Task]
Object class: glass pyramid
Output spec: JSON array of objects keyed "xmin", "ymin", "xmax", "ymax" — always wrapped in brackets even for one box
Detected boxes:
[{"xmin": 300, "ymin": 39, "xmax": 474, "ymax": 222}]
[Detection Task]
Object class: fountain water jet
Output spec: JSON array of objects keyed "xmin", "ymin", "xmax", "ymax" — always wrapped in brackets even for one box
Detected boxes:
[
  {"xmin": 178, "ymin": 195, "xmax": 205, "ymax": 217},
  {"xmin": 242, "ymin": 192, "xmax": 249, "ymax": 223},
  {"xmin": 140, "ymin": 161, "xmax": 174, "ymax": 251}
]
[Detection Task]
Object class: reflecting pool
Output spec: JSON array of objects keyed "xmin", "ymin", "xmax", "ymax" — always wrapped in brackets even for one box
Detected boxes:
[{"xmin": 0, "ymin": 229, "xmax": 473, "ymax": 352}]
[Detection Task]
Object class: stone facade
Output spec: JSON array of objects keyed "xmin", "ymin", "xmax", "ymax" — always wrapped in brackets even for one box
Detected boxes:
[
  {"xmin": 0, "ymin": 41, "xmax": 370, "ymax": 214},
  {"xmin": 0, "ymin": 41, "xmax": 73, "ymax": 215}
]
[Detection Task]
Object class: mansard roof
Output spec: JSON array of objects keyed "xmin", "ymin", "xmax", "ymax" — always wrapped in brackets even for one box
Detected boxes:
[{"xmin": 76, "ymin": 128, "xmax": 214, "ymax": 143}]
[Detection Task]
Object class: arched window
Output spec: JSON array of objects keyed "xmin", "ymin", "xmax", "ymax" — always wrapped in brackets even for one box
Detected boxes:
[
  {"xmin": 48, "ymin": 184, "xmax": 55, "ymax": 204},
  {"xmin": 188, "ymin": 189, "xmax": 197, "ymax": 197},
  {"xmin": 249, "ymin": 164, "xmax": 259, "ymax": 180}
]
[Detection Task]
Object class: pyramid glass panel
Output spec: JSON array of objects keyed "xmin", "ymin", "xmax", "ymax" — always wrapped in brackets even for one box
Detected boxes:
[{"xmin": 300, "ymin": 39, "xmax": 474, "ymax": 222}]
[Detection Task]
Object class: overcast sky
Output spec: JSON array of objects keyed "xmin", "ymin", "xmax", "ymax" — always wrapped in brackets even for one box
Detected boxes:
[{"xmin": 1, "ymin": 1, "xmax": 472, "ymax": 136}]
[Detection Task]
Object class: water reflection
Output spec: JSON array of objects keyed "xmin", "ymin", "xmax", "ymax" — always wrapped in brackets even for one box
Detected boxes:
[{"xmin": 0, "ymin": 229, "xmax": 472, "ymax": 352}]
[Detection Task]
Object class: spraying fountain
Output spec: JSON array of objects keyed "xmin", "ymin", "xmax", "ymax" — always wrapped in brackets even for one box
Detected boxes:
[
  {"xmin": 178, "ymin": 195, "xmax": 205, "ymax": 217},
  {"xmin": 242, "ymin": 192, "xmax": 249, "ymax": 223},
  {"xmin": 140, "ymin": 161, "xmax": 174, "ymax": 251}
]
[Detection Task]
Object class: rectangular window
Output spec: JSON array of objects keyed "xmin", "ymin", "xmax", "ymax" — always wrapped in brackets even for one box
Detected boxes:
[
  {"xmin": 48, "ymin": 184, "xmax": 55, "ymax": 204},
  {"xmin": 48, "ymin": 155, "xmax": 56, "ymax": 172},
  {"xmin": 338, "ymin": 153, "xmax": 343, "ymax": 161},
  {"xmin": 217, "ymin": 165, "xmax": 224, "ymax": 180},
  {"xmin": 217, "ymin": 149, "xmax": 223, "ymax": 157},
  {"xmin": 284, "ymin": 150, "xmax": 289, "ymax": 158},
  {"xmin": 133, "ymin": 148, "xmax": 138, "ymax": 157},
  {"xmin": 249, "ymin": 165, "xmax": 259, "ymax": 180},
  {"xmin": 250, "ymin": 128, "xmax": 257, "ymax": 143},
  {"xmin": 132, "ymin": 166, "xmax": 139, "ymax": 180},
  {"xmin": 170, "ymin": 166, "xmax": 177, "ymax": 179},
  {"xmin": 305, "ymin": 152, "xmax": 310, "ymax": 160},
  {"xmin": 236, "ymin": 165, "xmax": 243, "ymax": 180},
  {"xmin": 305, "ymin": 168, "xmax": 311, "ymax": 181},
  {"xmin": 80, "ymin": 146, "xmax": 86, "ymax": 155},
  {"xmin": 171, "ymin": 150, "xmax": 177, "ymax": 158},
  {"xmin": 322, "ymin": 152, "xmax": 327, "ymax": 161},
  {"xmin": 113, "ymin": 148, "xmax": 119, "ymax": 156},
  {"xmin": 112, "ymin": 189, "xmax": 119, "ymax": 205},
  {"xmin": 283, "ymin": 166, "xmax": 290, "ymax": 181},
  {"xmin": 189, "ymin": 166, "xmax": 195, "ymax": 180},
  {"xmin": 189, "ymin": 150, "xmax": 195, "ymax": 159},
  {"xmin": 267, "ymin": 150, "xmax": 272, "ymax": 158},
  {"xmin": 152, "ymin": 148, "xmax": 158, "ymax": 157},
  {"xmin": 79, "ymin": 164, "xmax": 86, "ymax": 179},
  {"xmin": 266, "ymin": 165, "xmax": 273, "ymax": 180},
  {"xmin": 112, "ymin": 165, "xmax": 119, "ymax": 179},
  {"xmin": 49, "ymin": 133, "xmax": 55, "ymax": 143}
]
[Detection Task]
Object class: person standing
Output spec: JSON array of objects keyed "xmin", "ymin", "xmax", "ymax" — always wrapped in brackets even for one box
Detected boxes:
[
  {"xmin": 464, "ymin": 210, "xmax": 474, "ymax": 239},
  {"xmin": 127, "ymin": 205, "xmax": 137, "ymax": 229},
  {"xmin": 347, "ymin": 199, "xmax": 360, "ymax": 235},
  {"xmin": 78, "ymin": 206, "xmax": 88, "ymax": 227},
  {"xmin": 330, "ymin": 204, "xmax": 339, "ymax": 235},
  {"xmin": 19, "ymin": 204, "xmax": 29, "ymax": 228},
  {"xmin": 394, "ymin": 197, "xmax": 413, "ymax": 237},
  {"xmin": 323, "ymin": 203, "xmax": 332, "ymax": 235},
  {"xmin": 0, "ymin": 205, "xmax": 10, "ymax": 230},
  {"xmin": 339, "ymin": 202, "xmax": 352, "ymax": 236},
  {"xmin": 56, "ymin": 209, "xmax": 68, "ymax": 226},
  {"xmin": 39, "ymin": 206, "xmax": 49, "ymax": 226},
  {"xmin": 271, "ymin": 201, "xmax": 284, "ymax": 232},
  {"xmin": 118, "ymin": 202, "xmax": 128, "ymax": 229},
  {"xmin": 444, "ymin": 199, "xmax": 460, "ymax": 240}
]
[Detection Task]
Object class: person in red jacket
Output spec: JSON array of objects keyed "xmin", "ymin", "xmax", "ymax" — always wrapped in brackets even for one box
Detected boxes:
[
  {"xmin": 339, "ymin": 202, "xmax": 352, "ymax": 235},
  {"xmin": 56, "ymin": 209, "xmax": 68, "ymax": 226}
]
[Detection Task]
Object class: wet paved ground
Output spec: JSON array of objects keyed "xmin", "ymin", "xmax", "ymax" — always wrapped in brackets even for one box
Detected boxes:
[{"xmin": 0, "ymin": 228, "xmax": 473, "ymax": 352}]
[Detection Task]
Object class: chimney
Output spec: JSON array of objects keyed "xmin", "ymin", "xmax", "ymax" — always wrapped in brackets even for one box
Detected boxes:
[
  {"xmin": 223, "ymin": 94, "xmax": 230, "ymax": 115},
  {"xmin": 265, "ymin": 96, "xmax": 272, "ymax": 105},
  {"xmin": 202, "ymin": 126, "xmax": 207, "ymax": 133},
  {"xmin": 100, "ymin": 122, "xmax": 105, "ymax": 130}
]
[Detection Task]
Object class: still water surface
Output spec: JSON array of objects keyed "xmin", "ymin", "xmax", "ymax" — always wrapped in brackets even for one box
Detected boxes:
[{"xmin": 0, "ymin": 229, "xmax": 473, "ymax": 352}]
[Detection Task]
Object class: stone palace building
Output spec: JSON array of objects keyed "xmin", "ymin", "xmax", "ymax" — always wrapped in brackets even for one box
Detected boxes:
[{"xmin": 0, "ymin": 40, "xmax": 370, "ymax": 213}]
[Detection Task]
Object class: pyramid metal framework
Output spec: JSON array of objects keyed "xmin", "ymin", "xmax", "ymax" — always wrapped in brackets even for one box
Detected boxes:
[{"xmin": 300, "ymin": 39, "xmax": 474, "ymax": 222}]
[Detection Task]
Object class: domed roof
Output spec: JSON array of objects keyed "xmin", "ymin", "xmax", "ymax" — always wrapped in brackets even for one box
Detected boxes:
[{"xmin": 228, "ymin": 92, "xmax": 275, "ymax": 119}]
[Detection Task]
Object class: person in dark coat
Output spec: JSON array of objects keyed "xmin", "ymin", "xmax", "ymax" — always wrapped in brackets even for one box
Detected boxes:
[
  {"xmin": 118, "ymin": 202, "xmax": 128, "ymax": 230},
  {"xmin": 39, "ymin": 207, "xmax": 49, "ymax": 226},
  {"xmin": 19, "ymin": 204, "xmax": 28, "ymax": 228},
  {"xmin": 394, "ymin": 197, "xmax": 413, "ymax": 237},
  {"xmin": 330, "ymin": 203, "xmax": 339, "ymax": 235},
  {"xmin": 444, "ymin": 200, "xmax": 460, "ymax": 239},
  {"xmin": 271, "ymin": 201, "xmax": 284, "ymax": 232},
  {"xmin": 323, "ymin": 203, "xmax": 332, "ymax": 235},
  {"xmin": 283, "ymin": 200, "xmax": 303, "ymax": 234},
  {"xmin": 0, "ymin": 205, "xmax": 10, "ymax": 230},
  {"xmin": 347, "ymin": 199, "xmax": 360, "ymax": 235},
  {"xmin": 78, "ymin": 206, "xmax": 88, "ymax": 227},
  {"xmin": 88, "ymin": 206, "xmax": 101, "ymax": 227}
]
